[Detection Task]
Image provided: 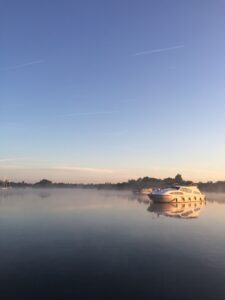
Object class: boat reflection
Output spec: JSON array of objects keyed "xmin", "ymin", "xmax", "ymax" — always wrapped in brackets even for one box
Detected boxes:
[
  {"xmin": 136, "ymin": 195, "xmax": 150, "ymax": 204},
  {"xmin": 148, "ymin": 200, "xmax": 206, "ymax": 219}
]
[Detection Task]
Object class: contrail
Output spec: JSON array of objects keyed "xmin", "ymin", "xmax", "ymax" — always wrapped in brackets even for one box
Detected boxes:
[
  {"xmin": 60, "ymin": 111, "xmax": 119, "ymax": 117},
  {"xmin": 1, "ymin": 59, "xmax": 44, "ymax": 71},
  {"xmin": 134, "ymin": 45, "xmax": 184, "ymax": 56}
]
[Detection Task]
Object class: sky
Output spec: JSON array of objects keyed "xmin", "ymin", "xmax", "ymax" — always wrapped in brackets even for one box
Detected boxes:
[{"xmin": 1, "ymin": 0, "xmax": 225, "ymax": 183}]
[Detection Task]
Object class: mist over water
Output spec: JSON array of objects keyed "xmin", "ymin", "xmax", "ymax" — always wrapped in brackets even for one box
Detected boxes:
[{"xmin": 0, "ymin": 189, "xmax": 225, "ymax": 300}]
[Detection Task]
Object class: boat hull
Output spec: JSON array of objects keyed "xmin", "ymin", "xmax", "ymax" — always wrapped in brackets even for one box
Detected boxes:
[{"xmin": 150, "ymin": 194, "xmax": 205, "ymax": 203}]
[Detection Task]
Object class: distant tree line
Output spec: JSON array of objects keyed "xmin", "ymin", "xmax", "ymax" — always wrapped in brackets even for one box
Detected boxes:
[{"xmin": 1, "ymin": 174, "xmax": 225, "ymax": 192}]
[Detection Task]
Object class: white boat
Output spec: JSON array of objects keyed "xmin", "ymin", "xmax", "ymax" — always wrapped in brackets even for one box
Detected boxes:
[{"xmin": 149, "ymin": 185, "xmax": 206, "ymax": 203}]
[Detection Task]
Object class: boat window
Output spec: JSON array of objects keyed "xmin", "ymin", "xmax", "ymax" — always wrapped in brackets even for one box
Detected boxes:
[
  {"xmin": 171, "ymin": 192, "xmax": 183, "ymax": 195},
  {"xmin": 180, "ymin": 188, "xmax": 192, "ymax": 193}
]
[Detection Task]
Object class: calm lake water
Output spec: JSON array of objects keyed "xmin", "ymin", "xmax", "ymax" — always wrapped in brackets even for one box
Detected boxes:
[{"xmin": 0, "ymin": 188, "xmax": 225, "ymax": 300}]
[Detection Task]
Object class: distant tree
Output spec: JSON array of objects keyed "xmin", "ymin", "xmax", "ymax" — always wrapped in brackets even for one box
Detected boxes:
[
  {"xmin": 163, "ymin": 177, "xmax": 174, "ymax": 186},
  {"xmin": 174, "ymin": 174, "xmax": 183, "ymax": 184},
  {"xmin": 35, "ymin": 179, "xmax": 52, "ymax": 187},
  {"xmin": 185, "ymin": 180, "xmax": 193, "ymax": 185}
]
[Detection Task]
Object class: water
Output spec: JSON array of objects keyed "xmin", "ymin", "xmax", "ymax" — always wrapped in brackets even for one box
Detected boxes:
[{"xmin": 0, "ymin": 189, "xmax": 225, "ymax": 300}]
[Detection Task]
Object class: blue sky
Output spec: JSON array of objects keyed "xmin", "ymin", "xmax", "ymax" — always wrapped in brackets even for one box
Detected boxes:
[{"xmin": 1, "ymin": 0, "xmax": 225, "ymax": 182}]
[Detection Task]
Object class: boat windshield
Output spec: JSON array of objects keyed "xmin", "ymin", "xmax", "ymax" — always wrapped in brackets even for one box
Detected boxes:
[{"xmin": 169, "ymin": 186, "xmax": 180, "ymax": 190}]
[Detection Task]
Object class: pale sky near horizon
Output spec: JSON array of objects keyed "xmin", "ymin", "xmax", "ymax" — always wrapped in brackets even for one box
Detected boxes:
[{"xmin": 1, "ymin": 0, "xmax": 225, "ymax": 183}]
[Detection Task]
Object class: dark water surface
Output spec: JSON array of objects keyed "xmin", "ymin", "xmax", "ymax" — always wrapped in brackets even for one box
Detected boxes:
[{"xmin": 0, "ymin": 189, "xmax": 225, "ymax": 300}]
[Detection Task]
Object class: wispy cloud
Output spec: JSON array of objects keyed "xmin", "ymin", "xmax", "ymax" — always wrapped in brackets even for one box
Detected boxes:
[
  {"xmin": 0, "ymin": 159, "xmax": 114, "ymax": 174},
  {"xmin": 1, "ymin": 59, "xmax": 44, "ymax": 71},
  {"xmin": 0, "ymin": 158, "xmax": 26, "ymax": 163},
  {"xmin": 52, "ymin": 165, "xmax": 114, "ymax": 174},
  {"xmin": 60, "ymin": 111, "xmax": 119, "ymax": 117},
  {"xmin": 134, "ymin": 45, "xmax": 184, "ymax": 56}
]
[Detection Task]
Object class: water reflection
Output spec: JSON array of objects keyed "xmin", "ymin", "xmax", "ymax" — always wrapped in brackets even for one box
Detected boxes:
[
  {"xmin": 135, "ymin": 195, "xmax": 150, "ymax": 204},
  {"xmin": 205, "ymin": 193, "xmax": 225, "ymax": 204},
  {"xmin": 148, "ymin": 201, "xmax": 206, "ymax": 219},
  {"xmin": 0, "ymin": 189, "xmax": 225, "ymax": 300}
]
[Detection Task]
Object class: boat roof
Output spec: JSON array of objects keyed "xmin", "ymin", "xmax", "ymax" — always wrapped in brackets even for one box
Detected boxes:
[{"xmin": 173, "ymin": 185, "xmax": 199, "ymax": 190}]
